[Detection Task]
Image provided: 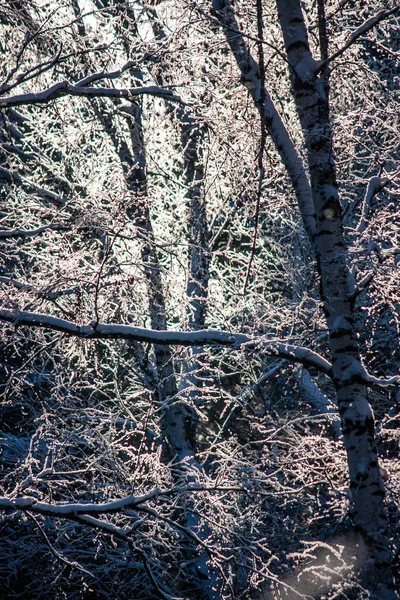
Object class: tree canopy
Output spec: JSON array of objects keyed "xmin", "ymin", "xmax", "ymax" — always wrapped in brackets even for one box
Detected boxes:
[{"xmin": 0, "ymin": 1, "xmax": 399, "ymax": 598}]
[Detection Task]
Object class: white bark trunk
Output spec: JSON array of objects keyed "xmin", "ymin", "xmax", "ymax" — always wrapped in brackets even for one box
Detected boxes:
[{"xmin": 276, "ymin": 0, "xmax": 396, "ymax": 595}]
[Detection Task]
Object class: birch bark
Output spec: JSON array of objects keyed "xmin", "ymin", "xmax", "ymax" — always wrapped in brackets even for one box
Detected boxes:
[
  {"xmin": 275, "ymin": 1, "xmax": 395, "ymax": 595},
  {"xmin": 214, "ymin": 0, "xmax": 397, "ymax": 594}
]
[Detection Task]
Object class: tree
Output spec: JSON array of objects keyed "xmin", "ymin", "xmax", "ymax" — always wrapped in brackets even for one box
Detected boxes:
[{"xmin": 0, "ymin": 1, "xmax": 399, "ymax": 598}]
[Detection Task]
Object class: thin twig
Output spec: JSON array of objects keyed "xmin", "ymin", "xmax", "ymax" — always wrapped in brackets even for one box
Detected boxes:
[
  {"xmin": 316, "ymin": 5, "xmax": 400, "ymax": 73},
  {"xmin": 26, "ymin": 511, "xmax": 95, "ymax": 577},
  {"xmin": 243, "ymin": 0, "xmax": 267, "ymax": 295}
]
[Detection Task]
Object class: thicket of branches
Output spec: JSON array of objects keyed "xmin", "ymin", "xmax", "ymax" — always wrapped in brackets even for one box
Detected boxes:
[{"xmin": 0, "ymin": 1, "xmax": 399, "ymax": 599}]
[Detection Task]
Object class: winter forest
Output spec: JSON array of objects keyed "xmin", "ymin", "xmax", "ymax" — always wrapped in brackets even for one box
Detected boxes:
[{"xmin": 0, "ymin": 0, "xmax": 399, "ymax": 598}]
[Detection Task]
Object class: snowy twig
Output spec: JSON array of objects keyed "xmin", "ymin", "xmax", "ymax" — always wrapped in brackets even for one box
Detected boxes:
[
  {"xmin": 297, "ymin": 369, "xmax": 341, "ymax": 438},
  {"xmin": 352, "ymin": 243, "xmax": 400, "ymax": 296},
  {"xmin": 356, "ymin": 176, "xmax": 390, "ymax": 233},
  {"xmin": 316, "ymin": 5, "xmax": 400, "ymax": 72},
  {"xmin": 27, "ymin": 512, "xmax": 95, "ymax": 577},
  {"xmin": 76, "ymin": 514, "xmax": 132, "ymax": 537},
  {"xmin": 75, "ymin": 60, "xmax": 141, "ymax": 87},
  {"xmin": 365, "ymin": 373, "xmax": 400, "ymax": 387},
  {"xmin": 0, "ymin": 166, "xmax": 67, "ymax": 206}
]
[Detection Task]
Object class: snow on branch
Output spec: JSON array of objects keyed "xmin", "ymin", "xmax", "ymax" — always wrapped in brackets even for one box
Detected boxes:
[
  {"xmin": 356, "ymin": 176, "xmax": 390, "ymax": 233},
  {"xmin": 0, "ymin": 81, "xmax": 181, "ymax": 109},
  {"xmin": 1, "ymin": 308, "xmax": 397, "ymax": 386},
  {"xmin": 263, "ymin": 341, "xmax": 332, "ymax": 375},
  {"xmin": 76, "ymin": 514, "xmax": 133, "ymax": 537},
  {"xmin": 0, "ymin": 482, "xmax": 285, "ymax": 522},
  {"xmin": 0, "ymin": 488, "xmax": 163, "ymax": 515},
  {"xmin": 0, "ymin": 277, "xmax": 82, "ymax": 302},
  {"xmin": 0, "ymin": 308, "xmax": 249, "ymax": 346},
  {"xmin": 0, "ymin": 307, "xmax": 332, "ymax": 372},
  {"xmin": 317, "ymin": 5, "xmax": 400, "ymax": 71},
  {"xmin": 0, "ymin": 223, "xmax": 67, "ymax": 238},
  {"xmin": 0, "ymin": 166, "xmax": 67, "ymax": 206},
  {"xmin": 75, "ymin": 60, "xmax": 141, "ymax": 87},
  {"xmin": 366, "ymin": 373, "xmax": 400, "ymax": 387}
]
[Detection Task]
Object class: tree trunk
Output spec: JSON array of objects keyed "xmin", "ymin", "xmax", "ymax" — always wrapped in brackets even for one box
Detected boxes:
[
  {"xmin": 214, "ymin": 0, "xmax": 397, "ymax": 594},
  {"xmin": 275, "ymin": 0, "xmax": 396, "ymax": 596}
]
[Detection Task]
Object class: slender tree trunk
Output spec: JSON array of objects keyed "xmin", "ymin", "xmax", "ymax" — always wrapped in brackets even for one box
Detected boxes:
[
  {"xmin": 143, "ymin": 12, "xmax": 223, "ymax": 597},
  {"xmin": 99, "ymin": 95, "xmax": 221, "ymax": 600},
  {"xmin": 212, "ymin": 0, "xmax": 316, "ymax": 240},
  {"xmin": 275, "ymin": 1, "xmax": 395, "ymax": 596},
  {"xmin": 75, "ymin": 4, "xmax": 222, "ymax": 594},
  {"xmin": 214, "ymin": 0, "xmax": 396, "ymax": 595}
]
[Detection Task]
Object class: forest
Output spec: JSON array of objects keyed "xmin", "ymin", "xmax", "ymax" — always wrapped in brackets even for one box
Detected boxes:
[{"xmin": 0, "ymin": 0, "xmax": 399, "ymax": 598}]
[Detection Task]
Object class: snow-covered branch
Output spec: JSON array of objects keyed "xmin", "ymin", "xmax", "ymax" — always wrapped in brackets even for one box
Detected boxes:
[
  {"xmin": 0, "ymin": 480, "xmax": 341, "ymax": 521},
  {"xmin": 356, "ymin": 176, "xmax": 390, "ymax": 233},
  {"xmin": 0, "ymin": 308, "xmax": 249, "ymax": 346},
  {"xmin": 0, "ymin": 223, "xmax": 67, "ymax": 239},
  {"xmin": 365, "ymin": 373, "xmax": 400, "ymax": 387},
  {"xmin": 75, "ymin": 60, "xmax": 140, "ymax": 87},
  {"xmin": 0, "ymin": 307, "xmax": 333, "ymax": 373},
  {"xmin": 0, "ymin": 82, "xmax": 181, "ymax": 108},
  {"xmin": 317, "ymin": 5, "xmax": 399, "ymax": 72},
  {"xmin": 263, "ymin": 341, "xmax": 332, "ymax": 374},
  {"xmin": 0, "ymin": 277, "xmax": 82, "ymax": 302},
  {"xmin": 0, "ymin": 313, "xmax": 370, "ymax": 382},
  {"xmin": 0, "ymin": 166, "xmax": 66, "ymax": 206},
  {"xmin": 298, "ymin": 369, "xmax": 341, "ymax": 438},
  {"xmin": 0, "ymin": 484, "xmax": 236, "ymax": 519},
  {"xmin": 0, "ymin": 488, "xmax": 163, "ymax": 515},
  {"xmin": 2, "ymin": 308, "xmax": 397, "ymax": 387}
]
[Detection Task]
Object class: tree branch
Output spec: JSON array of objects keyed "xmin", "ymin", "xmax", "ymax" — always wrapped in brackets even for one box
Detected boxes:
[
  {"xmin": 2, "ymin": 307, "xmax": 396, "ymax": 386},
  {"xmin": 0, "ymin": 307, "xmax": 333, "ymax": 373},
  {"xmin": 0, "ymin": 488, "xmax": 163, "ymax": 515},
  {"xmin": 0, "ymin": 223, "xmax": 67, "ymax": 239},
  {"xmin": 0, "ymin": 307, "xmax": 249, "ymax": 345},
  {"xmin": 75, "ymin": 60, "xmax": 141, "ymax": 87},
  {"xmin": 316, "ymin": 5, "xmax": 400, "ymax": 73},
  {"xmin": 0, "ymin": 82, "xmax": 181, "ymax": 108},
  {"xmin": 212, "ymin": 0, "xmax": 316, "ymax": 240},
  {"xmin": 0, "ymin": 166, "xmax": 67, "ymax": 206},
  {"xmin": 356, "ymin": 176, "xmax": 390, "ymax": 233}
]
